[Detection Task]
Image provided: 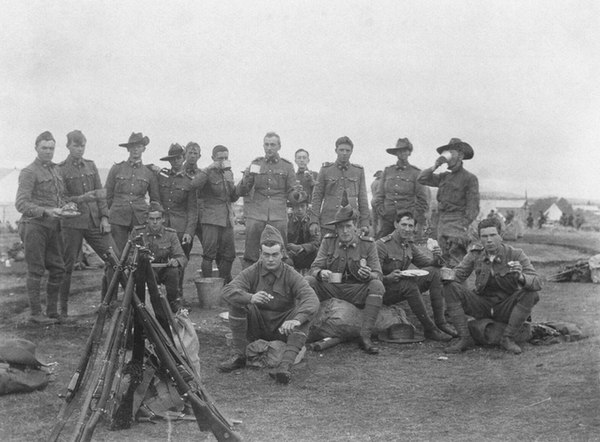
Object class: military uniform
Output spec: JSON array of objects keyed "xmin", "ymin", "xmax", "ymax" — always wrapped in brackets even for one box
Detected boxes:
[
  {"xmin": 195, "ymin": 165, "xmax": 238, "ymax": 282},
  {"xmin": 184, "ymin": 161, "xmax": 205, "ymax": 248},
  {"xmin": 376, "ymin": 232, "xmax": 453, "ymax": 339},
  {"xmin": 157, "ymin": 168, "xmax": 197, "ymax": 256},
  {"xmin": 286, "ymin": 211, "xmax": 320, "ymax": 270},
  {"xmin": 306, "ymin": 232, "xmax": 384, "ymax": 304},
  {"xmin": 295, "ymin": 169, "xmax": 318, "ymax": 204},
  {"xmin": 372, "ymin": 161, "xmax": 429, "ymax": 238},
  {"xmin": 311, "ymin": 160, "xmax": 370, "ymax": 232},
  {"xmin": 58, "ymin": 155, "xmax": 112, "ymax": 315},
  {"xmin": 236, "ymin": 154, "xmax": 296, "ymax": 265},
  {"xmin": 417, "ymin": 164, "xmax": 479, "ymax": 266},
  {"xmin": 443, "ymin": 242, "xmax": 541, "ymax": 353},
  {"xmin": 15, "ymin": 158, "xmax": 66, "ymax": 318},
  {"xmin": 105, "ymin": 160, "xmax": 160, "ymax": 255},
  {"xmin": 131, "ymin": 225, "xmax": 187, "ymax": 312}
]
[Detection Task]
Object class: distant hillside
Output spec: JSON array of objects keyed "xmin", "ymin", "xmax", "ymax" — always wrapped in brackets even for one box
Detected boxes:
[{"xmin": 479, "ymin": 191, "xmax": 524, "ymax": 200}]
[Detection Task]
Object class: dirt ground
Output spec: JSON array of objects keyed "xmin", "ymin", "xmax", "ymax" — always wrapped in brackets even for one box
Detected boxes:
[{"xmin": 0, "ymin": 229, "xmax": 599, "ymax": 441}]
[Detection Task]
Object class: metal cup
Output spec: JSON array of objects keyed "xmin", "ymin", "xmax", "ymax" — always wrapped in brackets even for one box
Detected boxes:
[
  {"xmin": 440, "ymin": 267, "xmax": 455, "ymax": 281},
  {"xmin": 439, "ymin": 151, "xmax": 453, "ymax": 163},
  {"xmin": 329, "ymin": 272, "xmax": 342, "ymax": 283}
]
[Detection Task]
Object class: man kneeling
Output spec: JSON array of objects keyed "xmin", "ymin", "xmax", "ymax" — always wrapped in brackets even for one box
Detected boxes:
[
  {"xmin": 443, "ymin": 218, "xmax": 542, "ymax": 354},
  {"xmin": 219, "ymin": 225, "xmax": 319, "ymax": 384}
]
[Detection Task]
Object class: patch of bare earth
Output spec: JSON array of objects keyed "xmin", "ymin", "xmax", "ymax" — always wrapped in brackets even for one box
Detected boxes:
[{"xmin": 0, "ymin": 230, "xmax": 599, "ymax": 441}]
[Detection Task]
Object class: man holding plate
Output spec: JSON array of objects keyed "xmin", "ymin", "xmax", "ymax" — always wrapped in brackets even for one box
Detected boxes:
[{"xmin": 376, "ymin": 211, "xmax": 455, "ymax": 341}]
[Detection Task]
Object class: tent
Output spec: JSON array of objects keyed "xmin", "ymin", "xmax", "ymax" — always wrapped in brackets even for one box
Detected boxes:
[{"xmin": 0, "ymin": 169, "xmax": 21, "ymax": 225}]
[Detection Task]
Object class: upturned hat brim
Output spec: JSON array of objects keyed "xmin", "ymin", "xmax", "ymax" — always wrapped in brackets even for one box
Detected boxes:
[
  {"xmin": 119, "ymin": 136, "xmax": 150, "ymax": 148},
  {"xmin": 160, "ymin": 153, "xmax": 182, "ymax": 161},
  {"xmin": 0, "ymin": 339, "xmax": 48, "ymax": 367},
  {"xmin": 436, "ymin": 140, "xmax": 474, "ymax": 160}
]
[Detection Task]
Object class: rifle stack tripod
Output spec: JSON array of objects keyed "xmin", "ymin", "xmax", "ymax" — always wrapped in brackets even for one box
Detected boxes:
[{"xmin": 48, "ymin": 238, "xmax": 241, "ymax": 442}]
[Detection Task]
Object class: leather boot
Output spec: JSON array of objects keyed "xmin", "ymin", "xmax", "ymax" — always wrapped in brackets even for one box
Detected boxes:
[
  {"xmin": 359, "ymin": 295, "xmax": 382, "ymax": 354},
  {"xmin": 218, "ymin": 313, "xmax": 248, "ymax": 372},
  {"xmin": 201, "ymin": 259, "xmax": 213, "ymax": 279},
  {"xmin": 444, "ymin": 302, "xmax": 475, "ymax": 353},
  {"xmin": 219, "ymin": 260, "xmax": 233, "ymax": 284},
  {"xmin": 270, "ymin": 331, "xmax": 306, "ymax": 384},
  {"xmin": 26, "ymin": 276, "xmax": 43, "ymax": 316},
  {"xmin": 429, "ymin": 278, "xmax": 458, "ymax": 338},
  {"xmin": 46, "ymin": 281, "xmax": 61, "ymax": 318},
  {"xmin": 406, "ymin": 290, "xmax": 451, "ymax": 342},
  {"xmin": 500, "ymin": 303, "xmax": 531, "ymax": 355}
]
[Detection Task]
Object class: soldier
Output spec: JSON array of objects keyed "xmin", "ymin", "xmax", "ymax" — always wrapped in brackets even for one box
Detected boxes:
[
  {"xmin": 15, "ymin": 131, "xmax": 65, "ymax": 324},
  {"xmin": 219, "ymin": 225, "xmax": 319, "ymax": 384},
  {"xmin": 372, "ymin": 138, "xmax": 429, "ymax": 239},
  {"xmin": 417, "ymin": 138, "xmax": 479, "ymax": 267},
  {"xmin": 183, "ymin": 141, "xmax": 204, "ymax": 247},
  {"xmin": 130, "ymin": 202, "xmax": 188, "ymax": 313},
  {"xmin": 236, "ymin": 132, "xmax": 298, "ymax": 268},
  {"xmin": 294, "ymin": 149, "xmax": 318, "ymax": 204},
  {"xmin": 105, "ymin": 132, "xmax": 160, "ymax": 255},
  {"xmin": 306, "ymin": 195, "xmax": 385, "ymax": 354},
  {"xmin": 58, "ymin": 130, "xmax": 112, "ymax": 320},
  {"xmin": 442, "ymin": 217, "xmax": 542, "ymax": 354},
  {"xmin": 376, "ymin": 211, "xmax": 455, "ymax": 341},
  {"xmin": 286, "ymin": 190, "xmax": 320, "ymax": 272},
  {"xmin": 310, "ymin": 136, "xmax": 370, "ymax": 236},
  {"xmin": 195, "ymin": 145, "xmax": 238, "ymax": 283}
]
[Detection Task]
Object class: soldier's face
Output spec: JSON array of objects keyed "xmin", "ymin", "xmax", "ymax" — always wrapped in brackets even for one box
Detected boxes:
[
  {"xmin": 336, "ymin": 220, "xmax": 356, "ymax": 243},
  {"xmin": 260, "ymin": 244, "xmax": 283, "ymax": 270},
  {"xmin": 446, "ymin": 149, "xmax": 462, "ymax": 168},
  {"xmin": 168, "ymin": 155, "xmax": 184, "ymax": 170},
  {"xmin": 67, "ymin": 142, "xmax": 86, "ymax": 159},
  {"xmin": 395, "ymin": 149, "xmax": 411, "ymax": 161},
  {"xmin": 263, "ymin": 136, "xmax": 281, "ymax": 158},
  {"xmin": 295, "ymin": 151, "xmax": 309, "ymax": 169},
  {"xmin": 480, "ymin": 227, "xmax": 502, "ymax": 254},
  {"xmin": 127, "ymin": 144, "xmax": 145, "ymax": 161},
  {"xmin": 186, "ymin": 148, "xmax": 200, "ymax": 164},
  {"xmin": 292, "ymin": 203, "xmax": 308, "ymax": 218},
  {"xmin": 147, "ymin": 211, "xmax": 164, "ymax": 233},
  {"xmin": 394, "ymin": 216, "xmax": 416, "ymax": 239},
  {"xmin": 35, "ymin": 140, "xmax": 56, "ymax": 162},
  {"xmin": 335, "ymin": 144, "xmax": 353, "ymax": 163}
]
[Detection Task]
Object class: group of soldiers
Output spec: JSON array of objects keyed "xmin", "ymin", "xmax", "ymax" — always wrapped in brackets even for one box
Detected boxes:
[{"xmin": 16, "ymin": 130, "xmax": 542, "ymax": 386}]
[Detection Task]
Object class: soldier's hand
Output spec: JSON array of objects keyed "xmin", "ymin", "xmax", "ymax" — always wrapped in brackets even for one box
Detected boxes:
[
  {"xmin": 182, "ymin": 233, "xmax": 192, "ymax": 244},
  {"xmin": 251, "ymin": 290, "xmax": 273, "ymax": 304},
  {"xmin": 167, "ymin": 258, "xmax": 180, "ymax": 267},
  {"xmin": 45, "ymin": 208, "xmax": 63, "ymax": 218},
  {"xmin": 360, "ymin": 226, "xmax": 371, "ymax": 237},
  {"xmin": 431, "ymin": 245, "xmax": 442, "ymax": 258},
  {"xmin": 278, "ymin": 320, "xmax": 301, "ymax": 336},
  {"xmin": 100, "ymin": 217, "xmax": 111, "ymax": 234},
  {"xmin": 287, "ymin": 243, "xmax": 302, "ymax": 254},
  {"xmin": 309, "ymin": 223, "xmax": 320, "ymax": 237},
  {"xmin": 357, "ymin": 266, "xmax": 372, "ymax": 280},
  {"xmin": 434, "ymin": 156, "xmax": 446, "ymax": 169},
  {"xmin": 389, "ymin": 269, "xmax": 404, "ymax": 282},
  {"xmin": 319, "ymin": 270, "xmax": 333, "ymax": 282}
]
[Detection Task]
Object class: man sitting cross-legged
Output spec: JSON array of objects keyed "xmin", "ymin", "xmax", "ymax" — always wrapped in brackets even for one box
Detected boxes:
[
  {"xmin": 442, "ymin": 217, "xmax": 542, "ymax": 354},
  {"xmin": 219, "ymin": 225, "xmax": 319, "ymax": 384}
]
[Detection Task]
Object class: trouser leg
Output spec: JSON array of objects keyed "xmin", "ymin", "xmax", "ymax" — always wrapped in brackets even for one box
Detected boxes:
[
  {"xmin": 271, "ymin": 330, "xmax": 307, "ymax": 384},
  {"xmin": 110, "ymin": 224, "xmax": 131, "ymax": 258},
  {"xmin": 228, "ymin": 306, "xmax": 249, "ymax": 357},
  {"xmin": 443, "ymin": 282, "xmax": 476, "ymax": 353},
  {"xmin": 419, "ymin": 267, "xmax": 457, "ymax": 337},
  {"xmin": 60, "ymin": 228, "xmax": 84, "ymax": 315},
  {"xmin": 500, "ymin": 291, "xmax": 539, "ymax": 354},
  {"xmin": 26, "ymin": 276, "xmax": 43, "ymax": 316}
]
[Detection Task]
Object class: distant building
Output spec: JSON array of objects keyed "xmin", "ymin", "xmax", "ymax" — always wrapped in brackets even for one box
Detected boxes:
[
  {"xmin": 528, "ymin": 197, "xmax": 574, "ymax": 225},
  {"xmin": 572, "ymin": 204, "xmax": 600, "ymax": 215}
]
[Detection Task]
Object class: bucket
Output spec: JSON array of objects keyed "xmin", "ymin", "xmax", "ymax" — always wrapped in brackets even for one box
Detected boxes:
[{"xmin": 194, "ymin": 277, "xmax": 225, "ymax": 309}]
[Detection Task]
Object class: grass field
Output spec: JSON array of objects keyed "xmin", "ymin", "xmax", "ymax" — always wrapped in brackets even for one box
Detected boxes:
[{"xmin": 0, "ymin": 230, "xmax": 599, "ymax": 441}]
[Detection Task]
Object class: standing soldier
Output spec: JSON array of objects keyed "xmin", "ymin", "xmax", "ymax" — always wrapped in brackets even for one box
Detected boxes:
[
  {"xmin": 418, "ymin": 138, "xmax": 479, "ymax": 267},
  {"xmin": 105, "ymin": 132, "xmax": 160, "ymax": 255},
  {"xmin": 306, "ymin": 194, "xmax": 385, "ymax": 354},
  {"xmin": 310, "ymin": 136, "xmax": 370, "ymax": 236},
  {"xmin": 195, "ymin": 145, "xmax": 238, "ymax": 283},
  {"xmin": 183, "ymin": 141, "xmax": 204, "ymax": 248},
  {"xmin": 372, "ymin": 138, "xmax": 429, "ymax": 239},
  {"xmin": 16, "ymin": 131, "xmax": 65, "ymax": 324},
  {"xmin": 293, "ymin": 149, "xmax": 318, "ymax": 204},
  {"xmin": 58, "ymin": 130, "xmax": 112, "ymax": 320},
  {"xmin": 156, "ymin": 143, "xmax": 197, "ymax": 298},
  {"xmin": 236, "ymin": 132, "xmax": 297, "ymax": 268}
]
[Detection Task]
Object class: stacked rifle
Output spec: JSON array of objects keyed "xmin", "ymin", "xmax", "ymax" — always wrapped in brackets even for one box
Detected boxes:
[{"xmin": 48, "ymin": 239, "xmax": 241, "ymax": 442}]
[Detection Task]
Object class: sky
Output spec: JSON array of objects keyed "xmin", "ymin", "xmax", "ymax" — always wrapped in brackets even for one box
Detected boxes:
[{"xmin": 1, "ymin": 0, "xmax": 598, "ymax": 200}]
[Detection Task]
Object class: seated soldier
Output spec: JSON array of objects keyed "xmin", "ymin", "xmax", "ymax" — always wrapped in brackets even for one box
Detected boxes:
[
  {"xmin": 219, "ymin": 225, "xmax": 319, "ymax": 384},
  {"xmin": 286, "ymin": 190, "xmax": 320, "ymax": 272},
  {"xmin": 376, "ymin": 211, "xmax": 455, "ymax": 341},
  {"xmin": 130, "ymin": 202, "xmax": 187, "ymax": 313},
  {"xmin": 305, "ymin": 194, "xmax": 385, "ymax": 355},
  {"xmin": 443, "ymin": 217, "xmax": 542, "ymax": 354}
]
